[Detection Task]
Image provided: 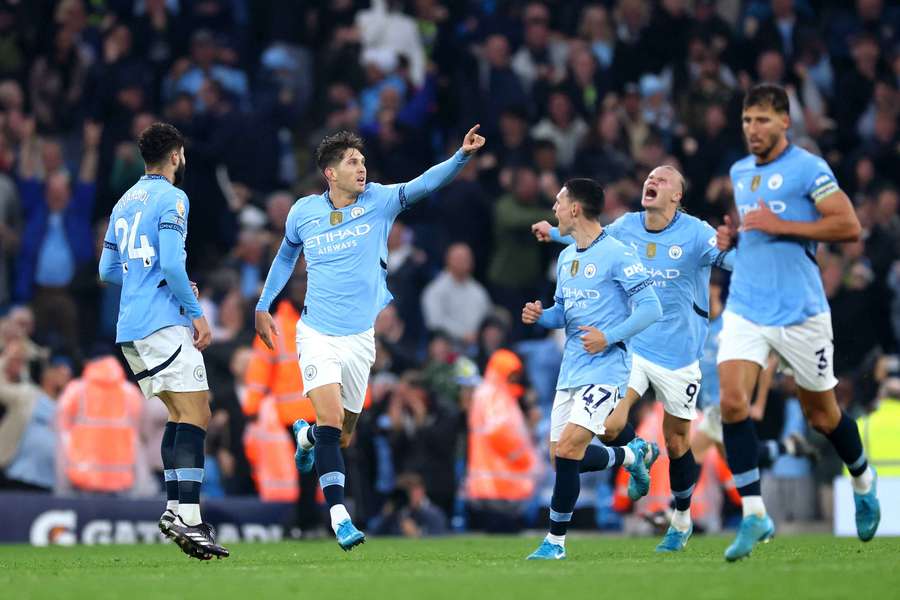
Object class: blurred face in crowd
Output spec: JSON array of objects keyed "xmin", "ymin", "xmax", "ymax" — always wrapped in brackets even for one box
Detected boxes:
[
  {"xmin": 325, "ymin": 147, "xmax": 367, "ymax": 195},
  {"xmin": 446, "ymin": 243, "xmax": 474, "ymax": 280},
  {"xmin": 499, "ymin": 111, "xmax": 526, "ymax": 145},
  {"xmin": 757, "ymin": 50, "xmax": 785, "ymax": 83},
  {"xmin": 266, "ymin": 192, "xmax": 293, "ymax": 231},
  {"xmin": 548, "ymin": 92, "xmax": 572, "ymax": 126},
  {"xmin": 742, "ymin": 102, "xmax": 789, "ymax": 160},
  {"xmin": 641, "ymin": 166, "xmax": 683, "ymax": 213},
  {"xmin": 8, "ymin": 307, "xmax": 34, "ymax": 337},
  {"xmin": 43, "ymin": 362, "xmax": 73, "ymax": 396},
  {"xmin": 523, "ymin": 3, "xmax": 550, "ymax": 49},
  {"xmin": 513, "ymin": 168, "xmax": 539, "ymax": 203},
  {"xmin": 484, "ymin": 35, "xmax": 510, "ymax": 69},
  {"xmin": 41, "ymin": 139, "xmax": 64, "ymax": 175},
  {"xmin": 46, "ymin": 172, "xmax": 71, "ymax": 212}
]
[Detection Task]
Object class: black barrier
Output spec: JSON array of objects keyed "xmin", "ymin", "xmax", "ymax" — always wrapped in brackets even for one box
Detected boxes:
[{"xmin": 0, "ymin": 492, "xmax": 294, "ymax": 545}]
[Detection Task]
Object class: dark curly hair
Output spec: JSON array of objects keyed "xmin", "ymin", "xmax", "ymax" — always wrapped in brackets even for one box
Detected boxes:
[
  {"xmin": 138, "ymin": 122, "xmax": 185, "ymax": 167},
  {"xmin": 315, "ymin": 130, "xmax": 365, "ymax": 173},
  {"xmin": 743, "ymin": 83, "xmax": 790, "ymax": 114}
]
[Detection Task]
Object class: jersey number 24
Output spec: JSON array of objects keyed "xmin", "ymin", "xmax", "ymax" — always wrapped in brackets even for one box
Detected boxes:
[{"xmin": 115, "ymin": 211, "xmax": 157, "ymax": 271}]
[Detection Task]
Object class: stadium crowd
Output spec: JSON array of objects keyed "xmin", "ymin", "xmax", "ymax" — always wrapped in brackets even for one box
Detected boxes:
[{"xmin": 0, "ymin": 0, "xmax": 899, "ymax": 538}]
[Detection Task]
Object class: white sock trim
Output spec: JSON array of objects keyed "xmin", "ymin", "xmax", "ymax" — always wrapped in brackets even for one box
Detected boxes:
[
  {"xmin": 622, "ymin": 446, "xmax": 636, "ymax": 467},
  {"xmin": 297, "ymin": 424, "xmax": 314, "ymax": 450},
  {"xmin": 330, "ymin": 504, "xmax": 351, "ymax": 532},
  {"xmin": 546, "ymin": 533, "xmax": 565, "ymax": 548},
  {"xmin": 741, "ymin": 495, "xmax": 766, "ymax": 518},
  {"xmin": 671, "ymin": 509, "xmax": 692, "ymax": 532},
  {"xmin": 178, "ymin": 503, "xmax": 202, "ymax": 526},
  {"xmin": 851, "ymin": 467, "xmax": 874, "ymax": 495}
]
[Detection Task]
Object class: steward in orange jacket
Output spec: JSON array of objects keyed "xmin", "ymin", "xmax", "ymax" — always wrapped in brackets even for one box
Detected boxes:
[
  {"xmin": 242, "ymin": 300, "xmax": 315, "ymax": 426},
  {"xmin": 57, "ymin": 356, "xmax": 144, "ymax": 493},
  {"xmin": 466, "ymin": 349, "xmax": 538, "ymax": 503}
]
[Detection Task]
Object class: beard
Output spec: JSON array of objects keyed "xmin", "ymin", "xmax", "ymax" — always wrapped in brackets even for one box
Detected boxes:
[{"xmin": 173, "ymin": 158, "xmax": 186, "ymax": 187}]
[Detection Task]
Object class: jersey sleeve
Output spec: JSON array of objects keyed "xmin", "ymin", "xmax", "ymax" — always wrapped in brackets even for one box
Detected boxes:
[
  {"xmin": 697, "ymin": 219, "xmax": 733, "ymax": 270},
  {"xmin": 284, "ymin": 200, "xmax": 303, "ymax": 247},
  {"xmin": 612, "ymin": 246, "xmax": 653, "ymax": 298},
  {"xmin": 158, "ymin": 190, "xmax": 188, "ymax": 239},
  {"xmin": 803, "ymin": 156, "xmax": 840, "ymax": 204}
]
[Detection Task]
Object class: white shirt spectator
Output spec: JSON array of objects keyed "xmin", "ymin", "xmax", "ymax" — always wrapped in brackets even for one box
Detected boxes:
[{"xmin": 421, "ymin": 243, "xmax": 492, "ymax": 343}]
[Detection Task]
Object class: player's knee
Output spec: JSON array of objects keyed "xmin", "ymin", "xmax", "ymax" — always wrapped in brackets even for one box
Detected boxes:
[
  {"xmin": 805, "ymin": 407, "xmax": 838, "ymax": 434},
  {"xmin": 719, "ymin": 389, "xmax": 748, "ymax": 422},
  {"xmin": 665, "ymin": 434, "xmax": 689, "ymax": 459},
  {"xmin": 317, "ymin": 407, "xmax": 344, "ymax": 429},
  {"xmin": 555, "ymin": 438, "xmax": 584, "ymax": 460}
]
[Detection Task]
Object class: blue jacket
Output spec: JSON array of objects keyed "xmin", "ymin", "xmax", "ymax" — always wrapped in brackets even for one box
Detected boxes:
[{"xmin": 15, "ymin": 178, "xmax": 96, "ymax": 301}]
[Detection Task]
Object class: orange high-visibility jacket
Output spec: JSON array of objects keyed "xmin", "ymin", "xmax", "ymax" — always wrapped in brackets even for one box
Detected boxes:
[
  {"xmin": 57, "ymin": 357, "xmax": 143, "ymax": 493},
  {"xmin": 243, "ymin": 300, "xmax": 315, "ymax": 426},
  {"xmin": 466, "ymin": 350, "xmax": 538, "ymax": 502},
  {"xmin": 244, "ymin": 397, "xmax": 299, "ymax": 502}
]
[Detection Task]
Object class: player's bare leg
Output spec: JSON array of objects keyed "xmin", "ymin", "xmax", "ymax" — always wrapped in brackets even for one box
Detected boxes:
[
  {"xmin": 308, "ymin": 384, "xmax": 365, "ymax": 550},
  {"xmin": 796, "ymin": 387, "xmax": 879, "ymax": 541}
]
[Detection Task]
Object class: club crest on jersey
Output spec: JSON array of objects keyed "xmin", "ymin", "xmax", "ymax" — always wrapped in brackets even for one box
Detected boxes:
[
  {"xmin": 584, "ymin": 263, "xmax": 597, "ymax": 278},
  {"xmin": 646, "ymin": 242, "xmax": 656, "ymax": 258},
  {"xmin": 767, "ymin": 173, "xmax": 783, "ymax": 190},
  {"xmin": 751, "ymin": 175, "xmax": 761, "ymax": 191},
  {"xmin": 350, "ymin": 206, "xmax": 365, "ymax": 219},
  {"xmin": 176, "ymin": 199, "xmax": 185, "ymax": 217},
  {"xmin": 330, "ymin": 211, "xmax": 343, "ymax": 226},
  {"xmin": 570, "ymin": 260, "xmax": 579, "ymax": 276},
  {"xmin": 668, "ymin": 245, "xmax": 683, "ymax": 259}
]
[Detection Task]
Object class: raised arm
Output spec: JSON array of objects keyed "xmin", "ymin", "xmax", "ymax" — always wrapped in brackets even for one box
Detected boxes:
[{"xmin": 398, "ymin": 124, "xmax": 485, "ymax": 207}]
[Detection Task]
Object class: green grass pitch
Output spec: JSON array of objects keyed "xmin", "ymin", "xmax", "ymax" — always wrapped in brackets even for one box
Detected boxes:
[{"xmin": 1, "ymin": 534, "xmax": 898, "ymax": 600}]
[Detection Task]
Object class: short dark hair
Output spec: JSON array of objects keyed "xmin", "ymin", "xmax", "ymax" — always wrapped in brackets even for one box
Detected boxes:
[
  {"xmin": 315, "ymin": 130, "xmax": 365, "ymax": 172},
  {"xmin": 743, "ymin": 83, "xmax": 790, "ymax": 114},
  {"xmin": 564, "ymin": 178, "xmax": 605, "ymax": 220},
  {"xmin": 138, "ymin": 122, "xmax": 184, "ymax": 167}
]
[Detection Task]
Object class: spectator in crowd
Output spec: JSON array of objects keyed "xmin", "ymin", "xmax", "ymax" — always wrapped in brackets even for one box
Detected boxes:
[
  {"xmin": 0, "ymin": 346, "xmax": 71, "ymax": 491},
  {"xmin": 16, "ymin": 120, "xmax": 100, "ymax": 360},
  {"xmin": 386, "ymin": 371, "xmax": 459, "ymax": 518},
  {"xmin": 421, "ymin": 243, "xmax": 492, "ymax": 346},
  {"xmin": 369, "ymin": 472, "xmax": 448, "ymax": 537},
  {"xmin": 487, "ymin": 167, "xmax": 551, "ymax": 341}
]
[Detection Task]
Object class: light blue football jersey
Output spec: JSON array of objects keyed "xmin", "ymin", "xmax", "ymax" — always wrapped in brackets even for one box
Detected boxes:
[
  {"xmin": 103, "ymin": 174, "xmax": 196, "ymax": 343},
  {"xmin": 604, "ymin": 211, "xmax": 732, "ymax": 370},
  {"xmin": 546, "ymin": 231, "xmax": 655, "ymax": 391},
  {"xmin": 728, "ymin": 144, "xmax": 836, "ymax": 326},
  {"xmin": 698, "ymin": 314, "xmax": 722, "ymax": 408},
  {"xmin": 274, "ymin": 150, "xmax": 470, "ymax": 336}
]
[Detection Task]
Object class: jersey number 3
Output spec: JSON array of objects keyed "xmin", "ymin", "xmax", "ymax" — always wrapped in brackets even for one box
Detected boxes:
[{"xmin": 115, "ymin": 211, "xmax": 156, "ymax": 270}]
